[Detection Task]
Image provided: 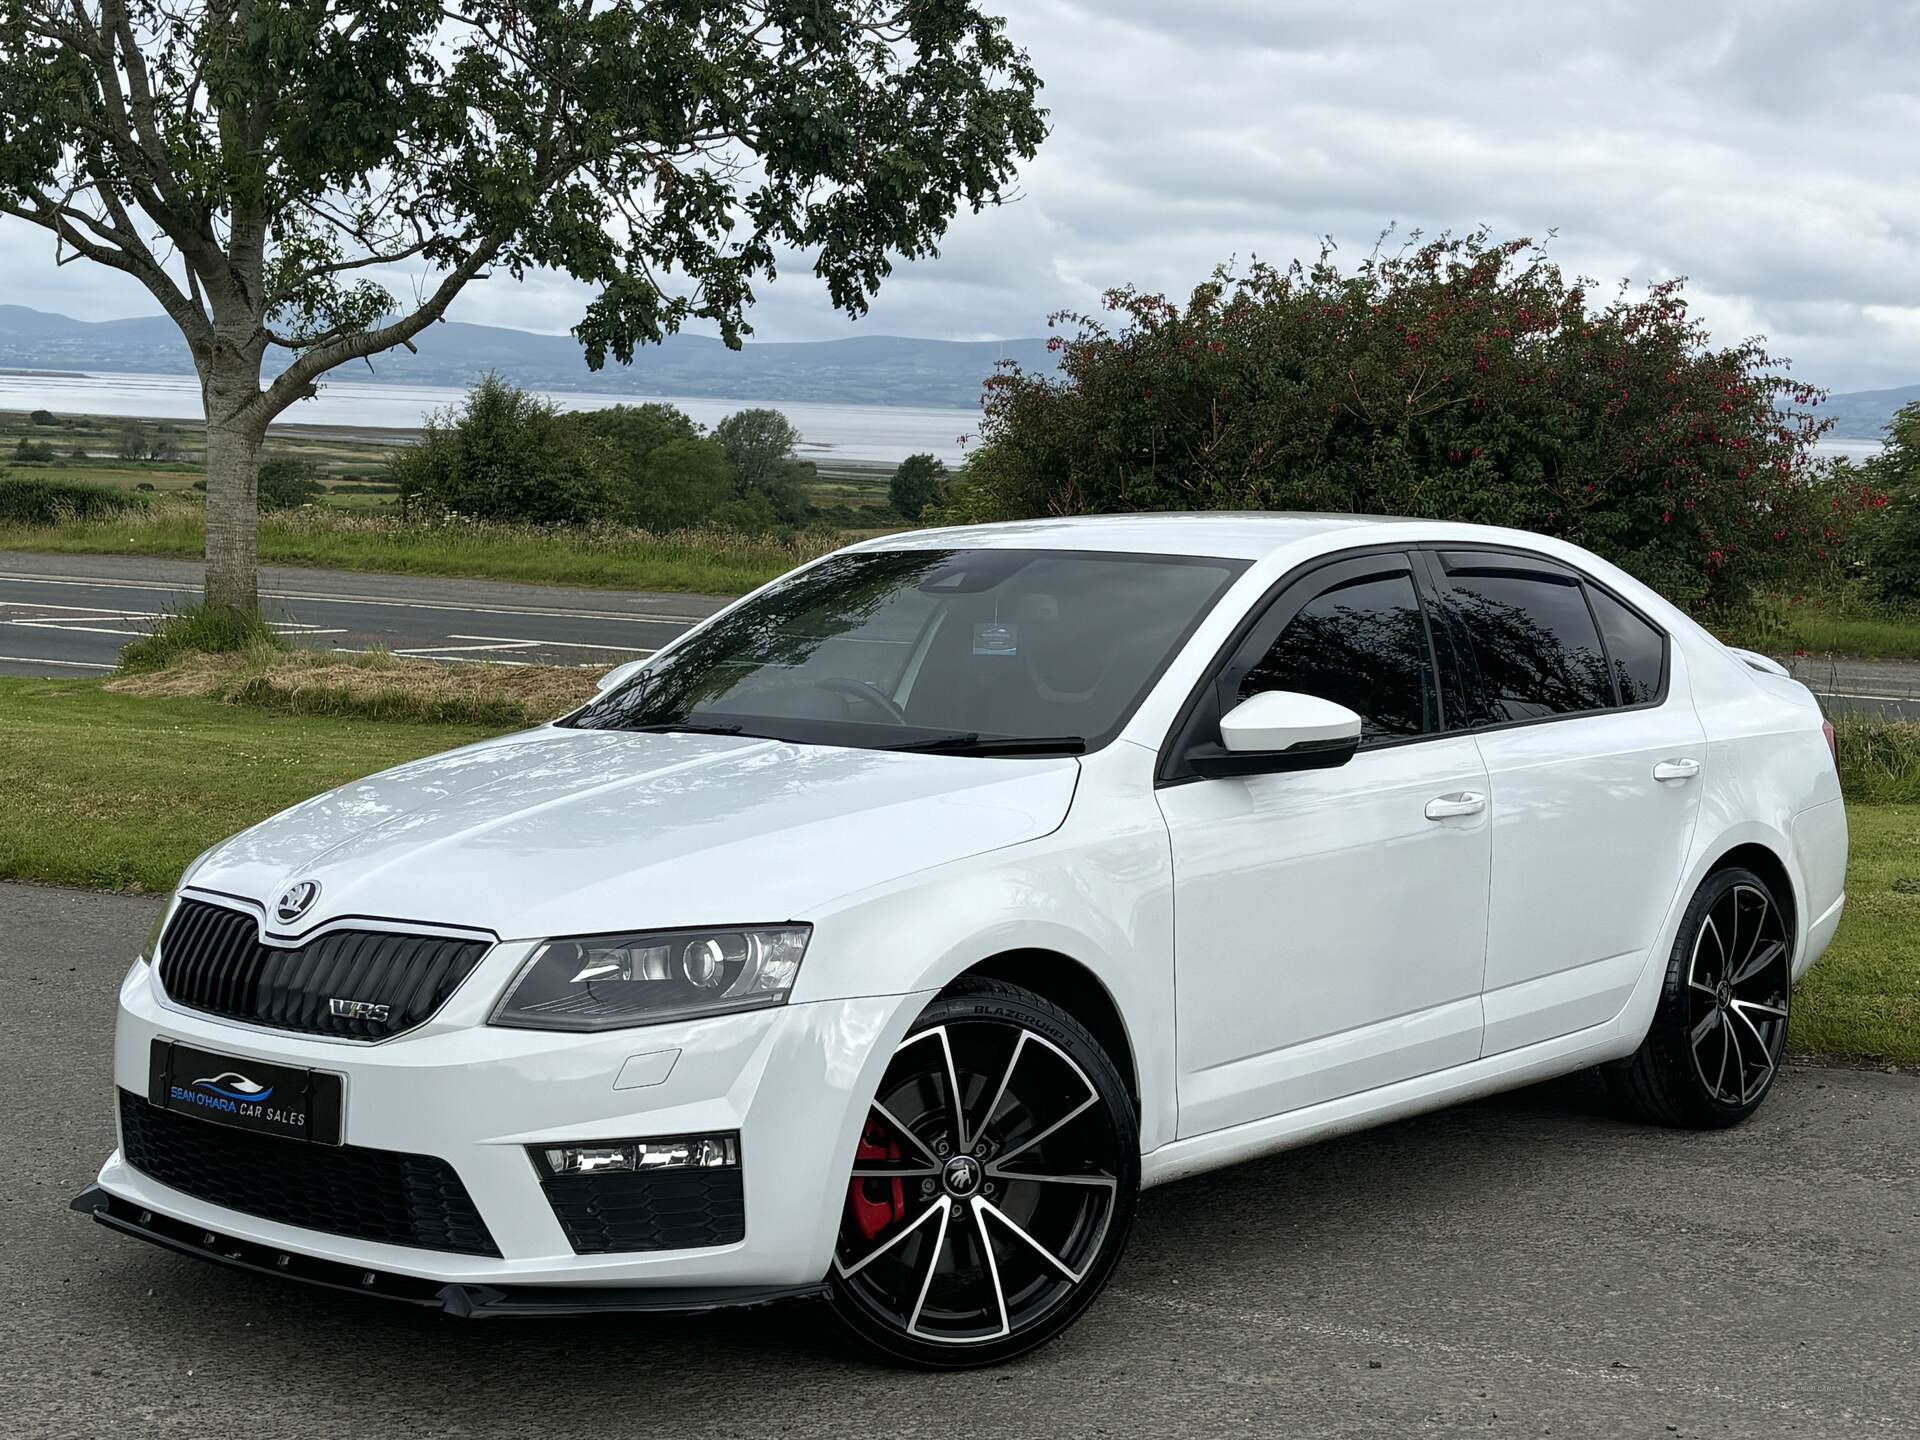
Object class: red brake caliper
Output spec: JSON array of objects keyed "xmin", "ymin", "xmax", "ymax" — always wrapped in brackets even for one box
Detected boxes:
[{"xmin": 848, "ymin": 1118, "xmax": 907, "ymax": 1242}]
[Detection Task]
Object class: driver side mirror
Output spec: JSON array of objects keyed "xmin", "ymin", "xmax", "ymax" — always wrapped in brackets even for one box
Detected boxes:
[
  {"xmin": 596, "ymin": 658, "xmax": 650, "ymax": 694},
  {"xmin": 1188, "ymin": 690, "xmax": 1363, "ymax": 778}
]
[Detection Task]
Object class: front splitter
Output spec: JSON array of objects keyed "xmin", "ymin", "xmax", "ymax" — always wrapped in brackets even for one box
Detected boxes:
[{"xmin": 71, "ymin": 1186, "xmax": 829, "ymax": 1319}]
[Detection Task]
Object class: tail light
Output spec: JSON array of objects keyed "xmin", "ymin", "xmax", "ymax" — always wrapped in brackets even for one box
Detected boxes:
[{"xmin": 1822, "ymin": 719, "xmax": 1838, "ymax": 770}]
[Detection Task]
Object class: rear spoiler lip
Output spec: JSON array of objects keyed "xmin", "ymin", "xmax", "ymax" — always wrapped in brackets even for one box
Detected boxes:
[{"xmin": 1723, "ymin": 645, "xmax": 1791, "ymax": 679}]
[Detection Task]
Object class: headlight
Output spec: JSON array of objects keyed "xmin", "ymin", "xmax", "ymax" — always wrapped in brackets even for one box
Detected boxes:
[{"xmin": 490, "ymin": 925, "xmax": 811, "ymax": 1031}]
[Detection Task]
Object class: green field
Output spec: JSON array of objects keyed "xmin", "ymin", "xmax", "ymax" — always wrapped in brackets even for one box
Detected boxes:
[{"xmin": 0, "ymin": 675, "xmax": 1914, "ymax": 1064}]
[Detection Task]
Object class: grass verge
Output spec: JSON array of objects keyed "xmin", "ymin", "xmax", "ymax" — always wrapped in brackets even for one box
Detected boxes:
[
  {"xmin": 0, "ymin": 503, "xmax": 836, "ymax": 595},
  {"xmin": 0, "ymin": 678, "xmax": 497, "ymax": 891},
  {"xmin": 107, "ymin": 645, "xmax": 597, "ymax": 728},
  {"xmin": 1788, "ymin": 804, "xmax": 1920, "ymax": 1065}
]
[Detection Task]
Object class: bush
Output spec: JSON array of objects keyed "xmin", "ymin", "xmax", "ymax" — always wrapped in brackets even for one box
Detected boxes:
[
  {"xmin": 631, "ymin": 437, "xmax": 737, "ymax": 530},
  {"xmin": 28, "ymin": 409, "xmax": 57, "ymax": 426},
  {"xmin": 950, "ymin": 230, "xmax": 1871, "ymax": 611},
  {"xmin": 0, "ymin": 474, "xmax": 146, "ymax": 522},
  {"xmin": 13, "ymin": 436, "xmax": 56, "ymax": 463},
  {"xmin": 1863, "ymin": 402, "xmax": 1920, "ymax": 601},
  {"xmin": 118, "ymin": 604, "xmax": 284, "ymax": 674},
  {"xmin": 257, "ymin": 456, "xmax": 327, "ymax": 511},
  {"xmin": 889, "ymin": 453, "xmax": 947, "ymax": 520},
  {"xmin": 388, "ymin": 374, "xmax": 620, "ymax": 523}
]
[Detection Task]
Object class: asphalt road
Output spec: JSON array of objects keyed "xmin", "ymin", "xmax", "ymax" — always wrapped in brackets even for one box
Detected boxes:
[
  {"xmin": 5, "ymin": 550, "xmax": 1918, "ymax": 719},
  {"xmin": 4, "ymin": 882, "xmax": 1916, "ymax": 1439},
  {"xmin": 0, "ymin": 550, "xmax": 728, "ymax": 678}
]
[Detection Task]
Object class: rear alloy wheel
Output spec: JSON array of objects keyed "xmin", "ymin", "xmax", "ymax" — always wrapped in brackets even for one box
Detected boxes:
[
  {"xmin": 1608, "ymin": 867, "xmax": 1793, "ymax": 1128},
  {"xmin": 829, "ymin": 980, "xmax": 1138, "ymax": 1368}
]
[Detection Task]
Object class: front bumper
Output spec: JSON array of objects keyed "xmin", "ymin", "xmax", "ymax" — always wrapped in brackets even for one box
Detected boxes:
[{"xmin": 98, "ymin": 954, "xmax": 924, "ymax": 1293}]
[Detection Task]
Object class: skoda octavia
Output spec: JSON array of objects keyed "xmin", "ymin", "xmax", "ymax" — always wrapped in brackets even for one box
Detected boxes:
[{"xmin": 77, "ymin": 515, "xmax": 1847, "ymax": 1366}]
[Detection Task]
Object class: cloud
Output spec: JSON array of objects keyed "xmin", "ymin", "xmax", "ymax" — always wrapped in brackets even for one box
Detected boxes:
[{"xmin": 3, "ymin": 0, "xmax": 1915, "ymax": 390}]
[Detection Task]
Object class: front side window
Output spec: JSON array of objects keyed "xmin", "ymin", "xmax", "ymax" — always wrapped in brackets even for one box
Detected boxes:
[
  {"xmin": 567, "ymin": 547, "xmax": 1246, "ymax": 752},
  {"xmin": 1440, "ymin": 565, "xmax": 1614, "ymax": 722},
  {"xmin": 1240, "ymin": 570, "xmax": 1440, "ymax": 744}
]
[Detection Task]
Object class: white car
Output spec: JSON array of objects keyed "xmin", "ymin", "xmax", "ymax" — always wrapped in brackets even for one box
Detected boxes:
[{"xmin": 78, "ymin": 514, "xmax": 1848, "ymax": 1367}]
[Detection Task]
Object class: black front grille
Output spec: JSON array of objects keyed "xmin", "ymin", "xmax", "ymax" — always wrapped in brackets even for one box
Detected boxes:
[
  {"xmin": 156, "ymin": 899, "xmax": 489, "ymax": 1040},
  {"xmin": 542, "ymin": 1171, "xmax": 746, "ymax": 1255},
  {"xmin": 118, "ymin": 1091, "xmax": 499, "ymax": 1256}
]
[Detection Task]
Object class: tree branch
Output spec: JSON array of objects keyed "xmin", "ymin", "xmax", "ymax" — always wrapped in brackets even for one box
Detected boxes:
[{"xmin": 257, "ymin": 236, "xmax": 505, "ymax": 420}]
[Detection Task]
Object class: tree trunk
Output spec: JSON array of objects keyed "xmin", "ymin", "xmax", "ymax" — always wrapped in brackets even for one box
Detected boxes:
[{"xmin": 201, "ymin": 358, "xmax": 267, "ymax": 615}]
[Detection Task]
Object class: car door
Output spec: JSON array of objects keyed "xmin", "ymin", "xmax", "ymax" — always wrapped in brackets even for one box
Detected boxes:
[
  {"xmin": 1418, "ymin": 548, "xmax": 1705, "ymax": 1055},
  {"xmin": 1157, "ymin": 552, "xmax": 1491, "ymax": 1138}
]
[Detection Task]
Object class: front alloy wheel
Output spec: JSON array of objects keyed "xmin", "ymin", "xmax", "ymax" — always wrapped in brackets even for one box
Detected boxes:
[{"xmin": 829, "ymin": 979, "xmax": 1138, "ymax": 1367}]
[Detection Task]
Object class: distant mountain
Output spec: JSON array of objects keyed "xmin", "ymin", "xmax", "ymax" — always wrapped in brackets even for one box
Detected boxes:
[
  {"xmin": 0, "ymin": 305, "xmax": 1055, "ymax": 409},
  {"xmin": 1818, "ymin": 383, "xmax": 1920, "ymax": 443}
]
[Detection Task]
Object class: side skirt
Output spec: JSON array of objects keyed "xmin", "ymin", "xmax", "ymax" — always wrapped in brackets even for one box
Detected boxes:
[{"xmin": 1140, "ymin": 1019, "xmax": 1630, "ymax": 1189}]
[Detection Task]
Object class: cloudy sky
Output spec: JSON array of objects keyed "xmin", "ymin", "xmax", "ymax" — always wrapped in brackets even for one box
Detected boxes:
[{"xmin": 4, "ymin": 0, "xmax": 1917, "ymax": 393}]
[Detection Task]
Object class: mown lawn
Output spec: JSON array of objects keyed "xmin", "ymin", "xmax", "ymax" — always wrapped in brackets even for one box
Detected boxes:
[
  {"xmin": 0, "ymin": 678, "xmax": 495, "ymax": 891},
  {"xmin": 0, "ymin": 678, "xmax": 1912, "ymax": 1061}
]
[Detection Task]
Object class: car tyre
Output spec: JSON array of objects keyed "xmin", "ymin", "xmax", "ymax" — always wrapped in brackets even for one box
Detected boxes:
[
  {"xmin": 1607, "ymin": 867, "xmax": 1793, "ymax": 1128},
  {"xmin": 828, "ymin": 977, "xmax": 1139, "ymax": 1369}
]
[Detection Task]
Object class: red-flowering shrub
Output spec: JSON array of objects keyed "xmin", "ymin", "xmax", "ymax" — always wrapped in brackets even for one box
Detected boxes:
[{"xmin": 953, "ymin": 231, "xmax": 1876, "ymax": 609}]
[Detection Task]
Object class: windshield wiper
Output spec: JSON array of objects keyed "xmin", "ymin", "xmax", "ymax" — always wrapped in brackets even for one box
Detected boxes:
[
  {"xmin": 618, "ymin": 721, "xmax": 748, "ymax": 737},
  {"xmin": 884, "ymin": 733, "xmax": 1087, "ymax": 756}
]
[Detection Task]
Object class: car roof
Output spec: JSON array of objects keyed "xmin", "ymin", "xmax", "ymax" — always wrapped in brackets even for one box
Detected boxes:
[
  {"xmin": 851, "ymin": 512, "xmax": 1564, "ymax": 563},
  {"xmin": 849, "ymin": 512, "xmax": 1395, "ymax": 561}
]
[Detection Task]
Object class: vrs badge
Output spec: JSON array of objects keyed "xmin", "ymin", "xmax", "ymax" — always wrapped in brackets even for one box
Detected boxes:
[{"xmin": 329, "ymin": 998, "xmax": 391, "ymax": 1022}]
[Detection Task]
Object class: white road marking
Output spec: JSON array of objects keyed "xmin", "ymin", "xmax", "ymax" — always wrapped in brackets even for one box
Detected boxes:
[
  {"xmin": 446, "ymin": 633, "xmax": 654, "ymax": 655},
  {"xmin": 0, "ymin": 654, "xmax": 113, "ymax": 669},
  {"xmin": 0, "ymin": 570, "xmax": 708, "ymax": 626}
]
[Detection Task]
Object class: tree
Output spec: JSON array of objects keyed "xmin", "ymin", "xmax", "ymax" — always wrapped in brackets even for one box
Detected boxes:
[
  {"xmin": 889, "ymin": 452, "xmax": 947, "ymax": 520},
  {"xmin": 569, "ymin": 403, "xmax": 704, "ymax": 519},
  {"xmin": 1863, "ymin": 402, "xmax": 1920, "ymax": 600},
  {"xmin": 951, "ymin": 231, "xmax": 1872, "ymax": 610},
  {"xmin": 112, "ymin": 418, "xmax": 145, "ymax": 460},
  {"xmin": 632, "ymin": 438, "xmax": 737, "ymax": 531},
  {"xmin": 388, "ymin": 374, "xmax": 619, "ymax": 523},
  {"xmin": 256, "ymin": 455, "xmax": 325, "ymax": 510},
  {"xmin": 714, "ymin": 408, "xmax": 813, "ymax": 524},
  {"xmin": 0, "ymin": 2, "xmax": 1045, "ymax": 612},
  {"xmin": 28, "ymin": 408, "xmax": 56, "ymax": 425}
]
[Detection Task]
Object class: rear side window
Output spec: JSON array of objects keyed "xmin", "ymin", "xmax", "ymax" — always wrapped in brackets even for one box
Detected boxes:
[
  {"xmin": 1440, "ymin": 568, "xmax": 1614, "ymax": 722},
  {"xmin": 1240, "ymin": 571, "xmax": 1440, "ymax": 744},
  {"xmin": 1588, "ymin": 587, "xmax": 1667, "ymax": 705}
]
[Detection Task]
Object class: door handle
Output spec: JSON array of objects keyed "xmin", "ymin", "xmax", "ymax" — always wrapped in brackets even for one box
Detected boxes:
[
  {"xmin": 1424, "ymin": 791, "xmax": 1487, "ymax": 820},
  {"xmin": 1653, "ymin": 758, "xmax": 1701, "ymax": 783}
]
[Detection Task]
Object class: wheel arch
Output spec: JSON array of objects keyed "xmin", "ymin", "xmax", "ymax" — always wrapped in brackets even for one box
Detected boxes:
[
  {"xmin": 943, "ymin": 949, "xmax": 1141, "ymax": 1117},
  {"xmin": 1704, "ymin": 840, "xmax": 1799, "ymax": 945}
]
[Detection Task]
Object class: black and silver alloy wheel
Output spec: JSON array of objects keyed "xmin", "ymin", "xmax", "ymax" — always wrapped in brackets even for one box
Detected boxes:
[
  {"xmin": 829, "ymin": 979, "xmax": 1138, "ymax": 1367},
  {"xmin": 1609, "ymin": 866, "xmax": 1793, "ymax": 1128},
  {"xmin": 1683, "ymin": 881, "xmax": 1791, "ymax": 1107}
]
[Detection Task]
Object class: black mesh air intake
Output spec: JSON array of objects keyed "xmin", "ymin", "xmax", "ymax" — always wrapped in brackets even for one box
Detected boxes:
[{"xmin": 118, "ymin": 1091, "xmax": 499, "ymax": 1256}]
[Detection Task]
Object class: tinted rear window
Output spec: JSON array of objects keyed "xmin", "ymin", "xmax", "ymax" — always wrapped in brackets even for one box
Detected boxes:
[{"xmin": 1442, "ymin": 568, "xmax": 1614, "ymax": 721}]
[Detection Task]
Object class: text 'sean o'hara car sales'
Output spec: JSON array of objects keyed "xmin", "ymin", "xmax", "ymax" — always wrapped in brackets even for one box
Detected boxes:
[{"xmin": 76, "ymin": 514, "xmax": 1847, "ymax": 1367}]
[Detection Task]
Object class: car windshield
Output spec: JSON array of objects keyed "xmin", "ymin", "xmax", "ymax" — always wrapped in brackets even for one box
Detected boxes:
[{"xmin": 565, "ymin": 547, "xmax": 1247, "ymax": 753}]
